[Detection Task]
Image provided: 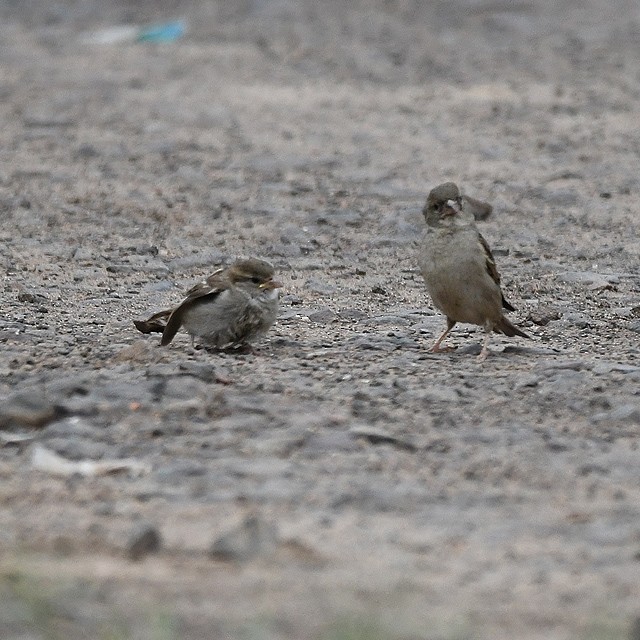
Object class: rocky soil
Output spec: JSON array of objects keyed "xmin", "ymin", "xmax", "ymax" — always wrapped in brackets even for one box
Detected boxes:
[{"xmin": 1, "ymin": 1, "xmax": 640, "ymax": 638}]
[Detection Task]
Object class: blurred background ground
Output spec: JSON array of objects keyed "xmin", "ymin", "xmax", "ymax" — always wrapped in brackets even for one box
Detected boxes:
[{"xmin": 1, "ymin": 1, "xmax": 640, "ymax": 639}]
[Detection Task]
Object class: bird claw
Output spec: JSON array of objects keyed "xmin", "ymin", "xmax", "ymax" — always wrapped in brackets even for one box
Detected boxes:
[
  {"xmin": 429, "ymin": 345, "xmax": 456, "ymax": 353},
  {"xmin": 214, "ymin": 343, "xmax": 256, "ymax": 355}
]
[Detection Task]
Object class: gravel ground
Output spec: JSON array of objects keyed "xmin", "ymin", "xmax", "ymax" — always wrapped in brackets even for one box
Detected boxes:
[{"xmin": 1, "ymin": 1, "xmax": 640, "ymax": 639}]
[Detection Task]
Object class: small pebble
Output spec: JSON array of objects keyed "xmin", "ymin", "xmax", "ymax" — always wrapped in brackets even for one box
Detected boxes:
[{"xmin": 127, "ymin": 522, "xmax": 162, "ymax": 561}]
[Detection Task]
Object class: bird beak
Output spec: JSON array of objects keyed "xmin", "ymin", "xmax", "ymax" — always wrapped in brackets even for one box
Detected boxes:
[
  {"xmin": 260, "ymin": 279, "xmax": 283, "ymax": 290},
  {"xmin": 442, "ymin": 199, "xmax": 462, "ymax": 217}
]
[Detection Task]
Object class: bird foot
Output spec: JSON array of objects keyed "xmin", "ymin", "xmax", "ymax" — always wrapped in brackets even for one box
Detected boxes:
[
  {"xmin": 476, "ymin": 348, "xmax": 490, "ymax": 362},
  {"xmin": 429, "ymin": 344, "xmax": 456, "ymax": 353},
  {"xmin": 217, "ymin": 343, "xmax": 256, "ymax": 355}
]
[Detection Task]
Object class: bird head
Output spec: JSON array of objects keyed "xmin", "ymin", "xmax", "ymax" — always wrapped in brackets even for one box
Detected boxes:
[
  {"xmin": 228, "ymin": 258, "xmax": 282, "ymax": 293},
  {"xmin": 423, "ymin": 182, "xmax": 465, "ymax": 227}
]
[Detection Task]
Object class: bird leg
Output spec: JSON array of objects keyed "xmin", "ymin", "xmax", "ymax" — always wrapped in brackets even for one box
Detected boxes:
[
  {"xmin": 429, "ymin": 318, "xmax": 456, "ymax": 353},
  {"xmin": 477, "ymin": 322, "xmax": 493, "ymax": 362}
]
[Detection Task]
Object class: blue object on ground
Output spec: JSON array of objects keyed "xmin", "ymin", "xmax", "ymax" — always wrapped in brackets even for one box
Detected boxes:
[{"xmin": 137, "ymin": 20, "xmax": 186, "ymax": 43}]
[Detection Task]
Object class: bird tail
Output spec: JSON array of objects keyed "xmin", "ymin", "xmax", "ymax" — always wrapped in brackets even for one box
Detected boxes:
[
  {"xmin": 501, "ymin": 294, "xmax": 516, "ymax": 312},
  {"xmin": 495, "ymin": 315, "xmax": 530, "ymax": 339},
  {"xmin": 133, "ymin": 309, "xmax": 172, "ymax": 334}
]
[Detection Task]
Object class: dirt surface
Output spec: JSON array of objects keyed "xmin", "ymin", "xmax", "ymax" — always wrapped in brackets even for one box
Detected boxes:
[{"xmin": 1, "ymin": 1, "xmax": 640, "ymax": 638}]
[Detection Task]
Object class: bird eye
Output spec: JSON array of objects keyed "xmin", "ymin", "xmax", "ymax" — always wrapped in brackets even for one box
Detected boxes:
[{"xmin": 251, "ymin": 276, "xmax": 263, "ymax": 284}]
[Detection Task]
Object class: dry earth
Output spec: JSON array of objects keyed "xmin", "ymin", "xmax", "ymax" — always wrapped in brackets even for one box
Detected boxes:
[{"xmin": 1, "ymin": 1, "xmax": 640, "ymax": 639}]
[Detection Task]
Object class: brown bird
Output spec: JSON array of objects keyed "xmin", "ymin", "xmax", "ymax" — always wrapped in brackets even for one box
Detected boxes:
[
  {"xmin": 134, "ymin": 258, "xmax": 281, "ymax": 349},
  {"xmin": 418, "ymin": 182, "xmax": 529, "ymax": 360}
]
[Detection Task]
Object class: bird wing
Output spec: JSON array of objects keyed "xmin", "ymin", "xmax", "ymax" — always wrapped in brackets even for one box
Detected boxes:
[
  {"xmin": 463, "ymin": 194, "xmax": 493, "ymax": 221},
  {"xmin": 182, "ymin": 267, "xmax": 227, "ymax": 300},
  {"xmin": 160, "ymin": 268, "xmax": 228, "ymax": 346},
  {"xmin": 478, "ymin": 231, "xmax": 501, "ymax": 286},
  {"xmin": 478, "ymin": 232, "xmax": 516, "ymax": 312}
]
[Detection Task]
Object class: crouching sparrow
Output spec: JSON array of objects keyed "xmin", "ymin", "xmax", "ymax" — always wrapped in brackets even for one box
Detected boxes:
[
  {"xmin": 134, "ymin": 258, "xmax": 281, "ymax": 349},
  {"xmin": 418, "ymin": 182, "xmax": 529, "ymax": 361}
]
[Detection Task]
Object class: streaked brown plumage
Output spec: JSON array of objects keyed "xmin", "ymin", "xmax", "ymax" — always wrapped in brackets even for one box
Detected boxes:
[
  {"xmin": 418, "ymin": 182, "xmax": 529, "ymax": 360},
  {"xmin": 134, "ymin": 258, "xmax": 281, "ymax": 349}
]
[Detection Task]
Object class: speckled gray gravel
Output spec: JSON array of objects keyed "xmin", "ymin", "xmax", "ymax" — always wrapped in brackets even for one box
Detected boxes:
[{"xmin": 1, "ymin": 1, "xmax": 640, "ymax": 639}]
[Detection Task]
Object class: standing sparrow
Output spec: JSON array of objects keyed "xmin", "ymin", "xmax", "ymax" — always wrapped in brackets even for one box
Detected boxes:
[
  {"xmin": 134, "ymin": 258, "xmax": 281, "ymax": 349},
  {"xmin": 418, "ymin": 182, "xmax": 529, "ymax": 360}
]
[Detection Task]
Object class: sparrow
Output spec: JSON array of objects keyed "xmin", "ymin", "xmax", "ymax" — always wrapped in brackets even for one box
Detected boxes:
[
  {"xmin": 418, "ymin": 182, "xmax": 529, "ymax": 361},
  {"xmin": 134, "ymin": 258, "xmax": 281, "ymax": 349}
]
